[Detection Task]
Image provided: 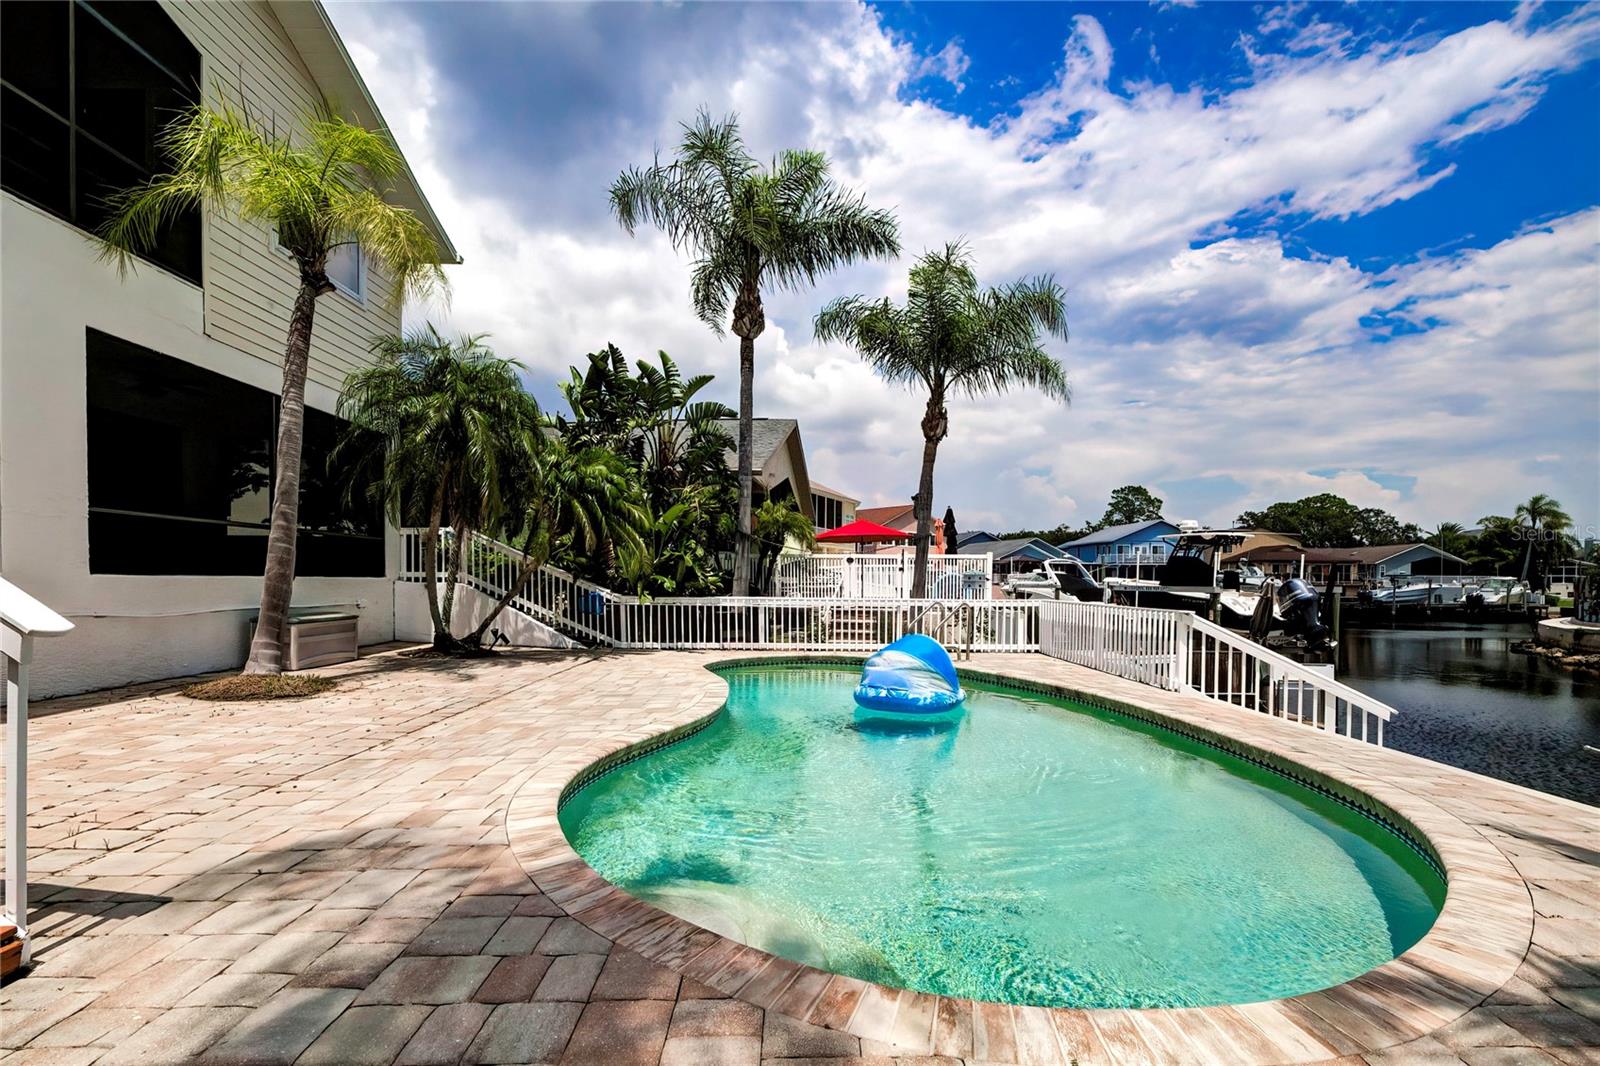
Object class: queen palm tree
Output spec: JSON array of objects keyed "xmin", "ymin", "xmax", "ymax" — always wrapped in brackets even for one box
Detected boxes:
[
  {"xmin": 98, "ymin": 98, "xmax": 448, "ymax": 672},
  {"xmin": 610, "ymin": 112, "xmax": 899, "ymax": 594},
  {"xmin": 1514, "ymin": 493, "xmax": 1573, "ymax": 586},
  {"xmin": 816, "ymin": 243, "xmax": 1069, "ymax": 597},
  {"xmin": 336, "ymin": 327, "xmax": 533, "ymax": 651},
  {"xmin": 469, "ymin": 436, "xmax": 649, "ymax": 649}
]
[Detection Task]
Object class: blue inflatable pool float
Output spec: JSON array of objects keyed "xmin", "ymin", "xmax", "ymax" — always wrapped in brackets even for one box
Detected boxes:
[{"xmin": 854, "ymin": 634, "xmax": 965, "ymax": 715}]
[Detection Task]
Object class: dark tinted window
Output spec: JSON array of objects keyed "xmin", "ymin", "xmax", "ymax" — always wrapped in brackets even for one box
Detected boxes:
[
  {"xmin": 297, "ymin": 407, "xmax": 385, "ymax": 577},
  {"xmin": 86, "ymin": 329, "xmax": 385, "ymax": 577},
  {"xmin": 1, "ymin": 89, "xmax": 70, "ymax": 215},
  {"xmin": 1, "ymin": 2, "xmax": 200, "ymax": 283},
  {"xmin": 1, "ymin": 2, "xmax": 69, "ymax": 112}
]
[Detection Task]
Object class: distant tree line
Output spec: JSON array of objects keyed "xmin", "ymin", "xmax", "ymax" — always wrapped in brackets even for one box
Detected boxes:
[{"xmin": 999, "ymin": 484, "xmax": 1164, "ymax": 543}]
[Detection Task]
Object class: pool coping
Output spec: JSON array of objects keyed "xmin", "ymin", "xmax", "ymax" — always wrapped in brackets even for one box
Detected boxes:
[{"xmin": 505, "ymin": 651, "xmax": 1536, "ymax": 1063}]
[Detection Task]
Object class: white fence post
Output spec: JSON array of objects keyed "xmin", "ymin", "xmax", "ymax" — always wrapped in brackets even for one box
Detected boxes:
[{"xmin": 1, "ymin": 578, "xmax": 74, "ymax": 970}]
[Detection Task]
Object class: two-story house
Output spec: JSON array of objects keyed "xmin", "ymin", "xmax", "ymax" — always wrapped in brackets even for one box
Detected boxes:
[
  {"xmin": 0, "ymin": 0, "xmax": 458, "ymax": 696},
  {"xmin": 1058, "ymin": 519, "xmax": 1181, "ymax": 569}
]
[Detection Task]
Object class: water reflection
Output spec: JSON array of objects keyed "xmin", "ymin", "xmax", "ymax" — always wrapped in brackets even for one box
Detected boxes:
[{"xmin": 1337, "ymin": 624, "xmax": 1599, "ymax": 805}]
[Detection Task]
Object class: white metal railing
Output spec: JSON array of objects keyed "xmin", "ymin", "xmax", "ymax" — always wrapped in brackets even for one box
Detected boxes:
[
  {"xmin": 774, "ymin": 552, "xmax": 992, "ymax": 599},
  {"xmin": 398, "ymin": 529, "xmax": 1396, "ymax": 744},
  {"xmin": 1038, "ymin": 598, "xmax": 1191, "ymax": 691},
  {"xmin": 399, "ymin": 529, "xmax": 1026, "ymax": 651},
  {"xmin": 1, "ymin": 577, "xmax": 75, "ymax": 970},
  {"xmin": 1187, "ymin": 616, "xmax": 1393, "ymax": 744}
]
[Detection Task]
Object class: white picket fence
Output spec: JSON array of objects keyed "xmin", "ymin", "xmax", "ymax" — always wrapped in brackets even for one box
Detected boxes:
[
  {"xmin": 399, "ymin": 529, "xmax": 1396, "ymax": 744},
  {"xmin": 774, "ymin": 552, "xmax": 992, "ymax": 599}
]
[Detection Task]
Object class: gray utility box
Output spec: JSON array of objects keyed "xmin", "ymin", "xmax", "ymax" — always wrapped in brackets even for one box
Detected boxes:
[{"xmin": 248, "ymin": 612, "xmax": 359, "ymax": 670}]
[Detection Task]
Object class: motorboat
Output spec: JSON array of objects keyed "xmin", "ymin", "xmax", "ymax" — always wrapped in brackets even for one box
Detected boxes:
[
  {"xmin": 1004, "ymin": 557, "xmax": 1103, "ymax": 601},
  {"xmin": 1464, "ymin": 577, "xmax": 1530, "ymax": 610},
  {"xmin": 1104, "ymin": 528, "xmax": 1334, "ymax": 649},
  {"xmin": 1363, "ymin": 579, "xmax": 1469, "ymax": 607}
]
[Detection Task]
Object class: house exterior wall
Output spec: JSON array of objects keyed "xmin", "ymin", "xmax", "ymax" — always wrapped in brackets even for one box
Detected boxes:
[
  {"xmin": 163, "ymin": 0, "xmax": 403, "ymax": 394},
  {"xmin": 1061, "ymin": 522, "xmax": 1179, "ymax": 564},
  {"xmin": 0, "ymin": 2, "xmax": 413, "ymax": 697}
]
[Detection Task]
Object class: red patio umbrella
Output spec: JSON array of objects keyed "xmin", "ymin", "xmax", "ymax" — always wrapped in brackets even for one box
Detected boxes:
[{"xmin": 815, "ymin": 519, "xmax": 911, "ymax": 544}]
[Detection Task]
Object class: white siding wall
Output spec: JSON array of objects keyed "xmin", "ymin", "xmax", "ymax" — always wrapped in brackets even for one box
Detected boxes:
[
  {"xmin": 0, "ymin": 2, "xmax": 419, "ymax": 697},
  {"xmin": 164, "ymin": 0, "xmax": 402, "ymax": 392}
]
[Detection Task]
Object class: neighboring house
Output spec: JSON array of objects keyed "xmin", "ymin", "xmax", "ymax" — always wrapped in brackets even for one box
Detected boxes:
[
  {"xmin": 855, "ymin": 503, "xmax": 944, "ymax": 555},
  {"xmin": 957, "ymin": 530, "xmax": 996, "ymax": 547},
  {"xmin": 0, "ymin": 0, "xmax": 458, "ymax": 696},
  {"xmin": 1058, "ymin": 519, "xmax": 1181, "ymax": 567},
  {"xmin": 809, "ymin": 481, "xmax": 858, "ymax": 531},
  {"xmin": 1240, "ymin": 544, "xmax": 1470, "ymax": 585},
  {"xmin": 957, "ymin": 536, "xmax": 1063, "ymax": 577},
  {"xmin": 713, "ymin": 418, "xmax": 814, "ymax": 524},
  {"xmin": 809, "ymin": 481, "xmax": 860, "ymax": 554}
]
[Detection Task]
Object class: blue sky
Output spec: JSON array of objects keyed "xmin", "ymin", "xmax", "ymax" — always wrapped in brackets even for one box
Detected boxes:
[{"xmin": 328, "ymin": 1, "xmax": 1600, "ymax": 535}]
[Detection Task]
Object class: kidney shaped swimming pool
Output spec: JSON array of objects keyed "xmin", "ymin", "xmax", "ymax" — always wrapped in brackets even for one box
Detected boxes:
[{"xmin": 559, "ymin": 665, "xmax": 1445, "ymax": 1009}]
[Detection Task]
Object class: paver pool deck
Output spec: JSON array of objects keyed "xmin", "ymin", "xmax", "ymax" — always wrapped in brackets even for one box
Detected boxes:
[{"xmin": 1, "ymin": 645, "xmax": 1596, "ymax": 1066}]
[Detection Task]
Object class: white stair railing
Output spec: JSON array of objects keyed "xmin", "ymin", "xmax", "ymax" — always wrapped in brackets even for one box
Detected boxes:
[
  {"xmin": 398, "ymin": 529, "xmax": 1395, "ymax": 744},
  {"xmin": 1187, "ymin": 615, "xmax": 1393, "ymax": 744},
  {"xmin": 1, "ymin": 576, "xmax": 74, "ymax": 970}
]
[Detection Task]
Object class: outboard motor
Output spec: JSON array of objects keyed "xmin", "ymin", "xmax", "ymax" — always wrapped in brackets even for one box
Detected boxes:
[{"xmin": 1275, "ymin": 578, "xmax": 1332, "ymax": 648}]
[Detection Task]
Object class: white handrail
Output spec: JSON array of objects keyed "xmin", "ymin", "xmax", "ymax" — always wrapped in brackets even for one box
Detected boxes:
[
  {"xmin": 2, "ymin": 577, "xmax": 74, "ymax": 971},
  {"xmin": 1188, "ymin": 615, "xmax": 1394, "ymax": 744}
]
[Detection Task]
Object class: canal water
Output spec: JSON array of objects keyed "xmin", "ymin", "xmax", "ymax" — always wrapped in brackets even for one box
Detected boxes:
[{"xmin": 1337, "ymin": 623, "xmax": 1599, "ymax": 806}]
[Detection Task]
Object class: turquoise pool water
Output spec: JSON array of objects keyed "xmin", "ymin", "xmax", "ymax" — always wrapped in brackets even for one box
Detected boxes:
[{"xmin": 559, "ymin": 666, "xmax": 1445, "ymax": 1008}]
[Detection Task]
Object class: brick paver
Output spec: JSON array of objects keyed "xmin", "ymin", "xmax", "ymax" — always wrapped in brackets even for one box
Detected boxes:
[{"xmin": 1, "ymin": 646, "xmax": 1594, "ymax": 1064}]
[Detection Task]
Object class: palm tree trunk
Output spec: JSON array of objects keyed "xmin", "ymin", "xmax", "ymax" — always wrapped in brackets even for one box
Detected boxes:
[
  {"xmin": 910, "ymin": 392, "xmax": 947, "ymax": 600},
  {"xmin": 441, "ymin": 522, "xmax": 466, "ymax": 631},
  {"xmin": 732, "ymin": 334, "xmax": 756, "ymax": 595},
  {"xmin": 422, "ymin": 475, "xmax": 449, "ymax": 648},
  {"xmin": 731, "ymin": 284, "xmax": 764, "ymax": 596},
  {"xmin": 466, "ymin": 533, "xmax": 545, "ymax": 647},
  {"xmin": 243, "ymin": 278, "xmax": 320, "ymax": 674}
]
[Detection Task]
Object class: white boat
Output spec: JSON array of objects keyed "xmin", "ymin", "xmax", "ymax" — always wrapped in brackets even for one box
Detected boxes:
[
  {"xmin": 1367, "ymin": 580, "xmax": 1468, "ymax": 607},
  {"xmin": 1465, "ymin": 577, "xmax": 1530, "ymax": 609},
  {"xmin": 1005, "ymin": 557, "xmax": 1102, "ymax": 600}
]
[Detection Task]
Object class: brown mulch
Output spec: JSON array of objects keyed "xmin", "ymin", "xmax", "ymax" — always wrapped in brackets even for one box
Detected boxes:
[{"xmin": 180, "ymin": 674, "xmax": 338, "ymax": 701}]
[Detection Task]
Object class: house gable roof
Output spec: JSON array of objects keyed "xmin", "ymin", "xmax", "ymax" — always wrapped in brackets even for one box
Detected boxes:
[
  {"xmin": 958, "ymin": 536, "xmax": 1064, "ymax": 561},
  {"xmin": 711, "ymin": 418, "xmax": 811, "ymax": 518},
  {"xmin": 856, "ymin": 504, "xmax": 916, "ymax": 528},
  {"xmin": 809, "ymin": 480, "xmax": 860, "ymax": 506},
  {"xmin": 1058, "ymin": 519, "xmax": 1177, "ymax": 549},
  {"xmin": 268, "ymin": 1, "xmax": 461, "ymax": 263},
  {"xmin": 1242, "ymin": 543, "xmax": 1469, "ymax": 566}
]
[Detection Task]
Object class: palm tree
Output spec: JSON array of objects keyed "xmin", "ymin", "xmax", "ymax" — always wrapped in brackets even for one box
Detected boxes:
[
  {"xmin": 98, "ymin": 98, "xmax": 448, "ymax": 673},
  {"xmin": 1426, "ymin": 521, "xmax": 1471, "ymax": 559},
  {"xmin": 815, "ymin": 243, "xmax": 1069, "ymax": 597},
  {"xmin": 336, "ymin": 327, "xmax": 533, "ymax": 651},
  {"xmin": 1514, "ymin": 493, "xmax": 1573, "ymax": 586},
  {"xmin": 472, "ymin": 436, "xmax": 649, "ymax": 648},
  {"xmin": 752, "ymin": 498, "xmax": 819, "ymax": 595},
  {"xmin": 610, "ymin": 112, "xmax": 899, "ymax": 594}
]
